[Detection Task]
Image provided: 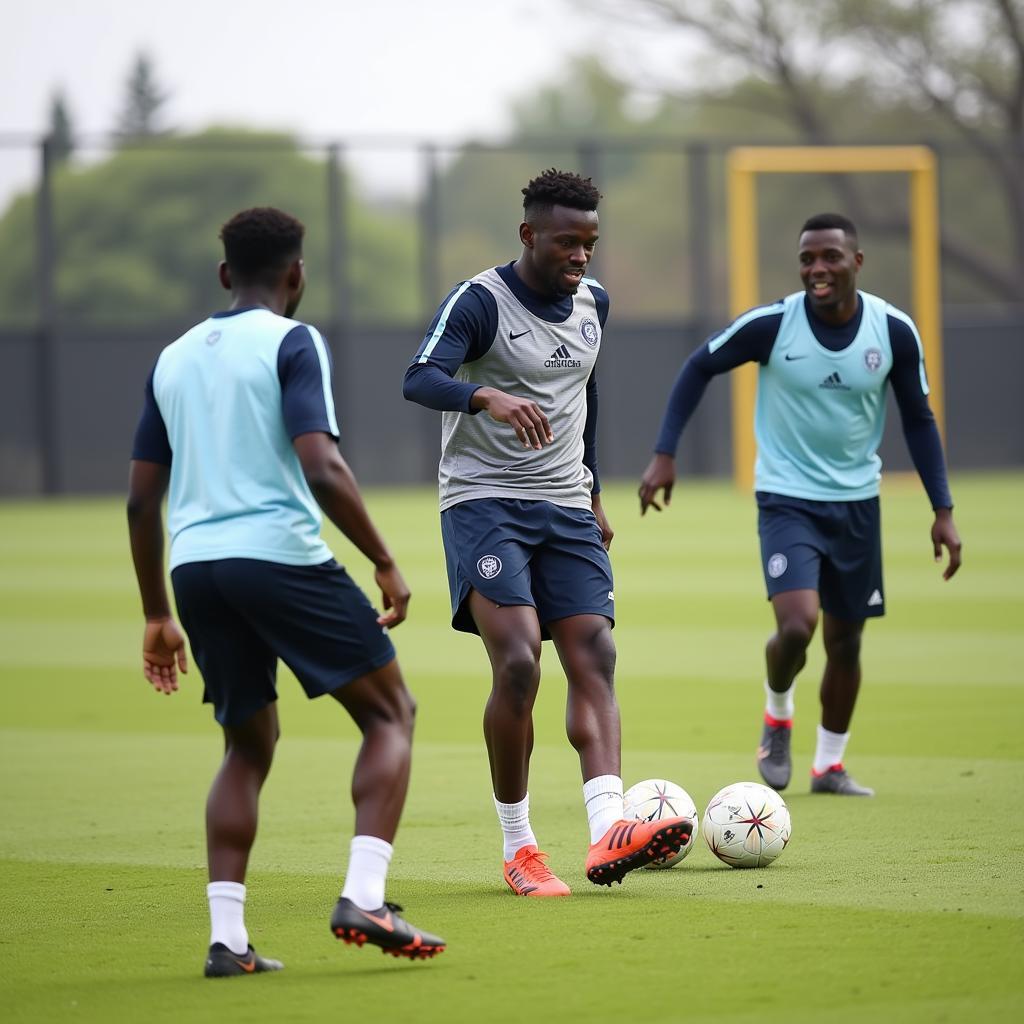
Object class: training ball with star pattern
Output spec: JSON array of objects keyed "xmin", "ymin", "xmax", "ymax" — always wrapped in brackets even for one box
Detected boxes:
[
  {"xmin": 702, "ymin": 781, "xmax": 791, "ymax": 868},
  {"xmin": 623, "ymin": 778, "xmax": 699, "ymax": 868}
]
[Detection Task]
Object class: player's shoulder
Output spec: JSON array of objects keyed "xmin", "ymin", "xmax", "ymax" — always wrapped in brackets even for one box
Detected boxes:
[
  {"xmin": 439, "ymin": 276, "xmax": 499, "ymax": 321},
  {"xmin": 582, "ymin": 275, "xmax": 608, "ymax": 301},
  {"xmin": 741, "ymin": 295, "xmax": 791, "ymax": 324},
  {"xmin": 867, "ymin": 292, "xmax": 922, "ymax": 350}
]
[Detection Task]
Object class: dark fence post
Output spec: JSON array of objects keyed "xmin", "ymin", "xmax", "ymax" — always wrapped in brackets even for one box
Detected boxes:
[
  {"xmin": 34, "ymin": 134, "xmax": 59, "ymax": 494},
  {"xmin": 419, "ymin": 144, "xmax": 441, "ymax": 317},
  {"xmin": 325, "ymin": 143, "xmax": 353, "ymax": 453},
  {"xmin": 688, "ymin": 142, "xmax": 711, "ymax": 321},
  {"xmin": 686, "ymin": 142, "xmax": 715, "ymax": 474},
  {"xmin": 577, "ymin": 141, "xmax": 602, "ymax": 280}
]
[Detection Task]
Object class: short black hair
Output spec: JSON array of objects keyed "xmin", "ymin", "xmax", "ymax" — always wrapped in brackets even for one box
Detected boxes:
[
  {"xmin": 800, "ymin": 212, "xmax": 858, "ymax": 246},
  {"xmin": 219, "ymin": 207, "xmax": 305, "ymax": 281},
  {"xmin": 522, "ymin": 168, "xmax": 602, "ymax": 218}
]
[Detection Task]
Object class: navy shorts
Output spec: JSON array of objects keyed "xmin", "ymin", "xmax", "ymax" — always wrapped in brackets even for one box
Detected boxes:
[
  {"xmin": 171, "ymin": 558, "xmax": 396, "ymax": 726},
  {"xmin": 440, "ymin": 498, "xmax": 615, "ymax": 639},
  {"xmin": 756, "ymin": 492, "xmax": 884, "ymax": 621}
]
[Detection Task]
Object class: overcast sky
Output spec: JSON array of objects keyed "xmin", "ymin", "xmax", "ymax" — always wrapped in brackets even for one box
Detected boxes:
[{"xmin": 1, "ymin": 0, "xmax": 674, "ymax": 204}]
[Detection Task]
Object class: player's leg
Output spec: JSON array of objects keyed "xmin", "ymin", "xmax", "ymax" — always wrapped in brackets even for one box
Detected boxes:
[
  {"xmin": 170, "ymin": 560, "xmax": 285, "ymax": 977},
  {"xmin": 204, "ymin": 704, "xmax": 283, "ymax": 975},
  {"xmin": 470, "ymin": 593, "xmax": 569, "ymax": 896},
  {"xmin": 811, "ymin": 497, "xmax": 882, "ymax": 796},
  {"xmin": 471, "ymin": 594, "xmax": 543, "ymax": 802},
  {"xmin": 756, "ymin": 492, "xmax": 827, "ymax": 790},
  {"xmin": 538, "ymin": 506, "xmax": 691, "ymax": 886},
  {"xmin": 809, "ymin": 615, "xmax": 873, "ymax": 795},
  {"xmin": 440, "ymin": 499, "xmax": 568, "ymax": 895},
  {"xmin": 327, "ymin": 657, "xmax": 445, "ymax": 957}
]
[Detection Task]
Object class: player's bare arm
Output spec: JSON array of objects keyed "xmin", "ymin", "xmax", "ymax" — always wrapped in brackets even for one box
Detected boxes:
[
  {"xmin": 127, "ymin": 459, "xmax": 188, "ymax": 693},
  {"xmin": 931, "ymin": 507, "xmax": 962, "ymax": 581},
  {"xmin": 638, "ymin": 452, "xmax": 676, "ymax": 515},
  {"xmin": 470, "ymin": 385, "xmax": 554, "ymax": 450},
  {"xmin": 293, "ymin": 431, "xmax": 410, "ymax": 627},
  {"xmin": 591, "ymin": 491, "xmax": 614, "ymax": 550}
]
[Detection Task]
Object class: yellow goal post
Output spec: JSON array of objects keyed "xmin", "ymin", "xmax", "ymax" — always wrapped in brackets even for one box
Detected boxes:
[{"xmin": 725, "ymin": 145, "xmax": 944, "ymax": 489}]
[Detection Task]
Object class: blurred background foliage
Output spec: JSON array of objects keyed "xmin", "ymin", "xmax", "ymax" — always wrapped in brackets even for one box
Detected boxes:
[{"xmin": 1, "ymin": 0, "xmax": 1020, "ymax": 327}]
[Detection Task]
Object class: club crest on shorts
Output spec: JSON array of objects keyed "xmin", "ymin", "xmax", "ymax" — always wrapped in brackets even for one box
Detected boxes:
[
  {"xmin": 579, "ymin": 317, "xmax": 600, "ymax": 348},
  {"xmin": 767, "ymin": 553, "xmax": 788, "ymax": 579},
  {"xmin": 864, "ymin": 347, "xmax": 882, "ymax": 372},
  {"xmin": 477, "ymin": 554, "xmax": 502, "ymax": 579}
]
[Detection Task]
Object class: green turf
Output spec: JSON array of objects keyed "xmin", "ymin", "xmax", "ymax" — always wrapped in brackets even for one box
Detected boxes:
[{"xmin": 1, "ymin": 474, "xmax": 1022, "ymax": 1022}]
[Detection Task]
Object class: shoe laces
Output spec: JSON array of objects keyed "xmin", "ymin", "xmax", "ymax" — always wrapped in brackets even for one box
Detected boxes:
[
  {"xmin": 766, "ymin": 724, "xmax": 791, "ymax": 760},
  {"xmin": 517, "ymin": 849, "xmax": 557, "ymax": 883}
]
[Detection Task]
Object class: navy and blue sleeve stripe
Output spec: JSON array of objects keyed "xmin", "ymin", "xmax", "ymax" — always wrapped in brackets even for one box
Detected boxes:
[
  {"xmin": 654, "ymin": 309, "xmax": 782, "ymax": 456},
  {"xmin": 887, "ymin": 313, "xmax": 953, "ymax": 509},
  {"xmin": 131, "ymin": 365, "xmax": 172, "ymax": 465},
  {"xmin": 404, "ymin": 283, "xmax": 498, "ymax": 413},
  {"xmin": 278, "ymin": 324, "xmax": 340, "ymax": 440},
  {"xmin": 583, "ymin": 368, "xmax": 600, "ymax": 494},
  {"xmin": 585, "ymin": 279, "xmax": 610, "ymax": 328}
]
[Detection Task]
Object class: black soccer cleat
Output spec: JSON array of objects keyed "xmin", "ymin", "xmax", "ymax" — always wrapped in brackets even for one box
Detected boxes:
[
  {"xmin": 811, "ymin": 765, "xmax": 875, "ymax": 796},
  {"xmin": 757, "ymin": 717, "xmax": 793, "ymax": 790},
  {"xmin": 203, "ymin": 942, "xmax": 284, "ymax": 978},
  {"xmin": 330, "ymin": 898, "xmax": 446, "ymax": 960}
]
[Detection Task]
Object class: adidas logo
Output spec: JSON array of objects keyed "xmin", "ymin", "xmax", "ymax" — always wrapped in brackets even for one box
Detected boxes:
[
  {"xmin": 544, "ymin": 344, "xmax": 581, "ymax": 368},
  {"xmin": 867, "ymin": 589, "xmax": 883, "ymax": 607},
  {"xmin": 819, "ymin": 371, "xmax": 851, "ymax": 391}
]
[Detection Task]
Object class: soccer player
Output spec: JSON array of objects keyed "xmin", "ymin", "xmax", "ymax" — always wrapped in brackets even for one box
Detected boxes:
[
  {"xmin": 403, "ymin": 169, "xmax": 691, "ymax": 897},
  {"xmin": 127, "ymin": 207, "xmax": 445, "ymax": 976},
  {"xmin": 639, "ymin": 213, "xmax": 962, "ymax": 796}
]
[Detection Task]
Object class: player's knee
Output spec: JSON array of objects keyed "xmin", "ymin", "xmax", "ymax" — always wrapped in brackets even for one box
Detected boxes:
[
  {"xmin": 777, "ymin": 616, "xmax": 815, "ymax": 653},
  {"xmin": 493, "ymin": 648, "xmax": 541, "ymax": 710}
]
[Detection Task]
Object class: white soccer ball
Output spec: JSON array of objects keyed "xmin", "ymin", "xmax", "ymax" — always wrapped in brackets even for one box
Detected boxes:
[
  {"xmin": 702, "ymin": 781, "xmax": 791, "ymax": 869},
  {"xmin": 623, "ymin": 778, "xmax": 699, "ymax": 869}
]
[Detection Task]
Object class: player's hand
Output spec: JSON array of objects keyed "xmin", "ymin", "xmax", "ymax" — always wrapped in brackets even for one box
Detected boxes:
[
  {"xmin": 375, "ymin": 562, "xmax": 411, "ymax": 628},
  {"xmin": 931, "ymin": 508, "xmax": 962, "ymax": 581},
  {"xmin": 142, "ymin": 617, "xmax": 188, "ymax": 694},
  {"xmin": 592, "ymin": 493, "xmax": 614, "ymax": 550},
  {"xmin": 638, "ymin": 453, "xmax": 676, "ymax": 515},
  {"xmin": 474, "ymin": 387, "xmax": 553, "ymax": 450}
]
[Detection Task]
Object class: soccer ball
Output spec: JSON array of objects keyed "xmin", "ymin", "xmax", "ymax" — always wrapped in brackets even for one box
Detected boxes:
[
  {"xmin": 623, "ymin": 778, "xmax": 699, "ymax": 869},
  {"xmin": 702, "ymin": 781, "xmax": 791, "ymax": 868}
]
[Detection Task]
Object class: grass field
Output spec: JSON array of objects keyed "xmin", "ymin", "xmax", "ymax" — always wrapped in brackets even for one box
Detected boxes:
[{"xmin": 2, "ymin": 474, "xmax": 1022, "ymax": 1022}]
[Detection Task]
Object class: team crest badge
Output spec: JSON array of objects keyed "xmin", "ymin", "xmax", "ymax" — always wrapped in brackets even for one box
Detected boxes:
[
  {"xmin": 579, "ymin": 318, "xmax": 600, "ymax": 349},
  {"xmin": 205, "ymin": 330, "xmax": 222, "ymax": 346},
  {"xmin": 477, "ymin": 554, "xmax": 502, "ymax": 579},
  {"xmin": 767, "ymin": 553, "xmax": 788, "ymax": 579},
  {"xmin": 864, "ymin": 348, "xmax": 882, "ymax": 372}
]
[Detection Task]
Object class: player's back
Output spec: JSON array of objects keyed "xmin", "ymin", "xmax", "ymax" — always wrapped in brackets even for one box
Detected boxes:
[{"xmin": 152, "ymin": 307, "xmax": 335, "ymax": 570}]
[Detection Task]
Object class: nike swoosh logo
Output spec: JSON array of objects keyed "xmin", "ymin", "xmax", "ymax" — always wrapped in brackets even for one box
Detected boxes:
[
  {"xmin": 362, "ymin": 910, "xmax": 395, "ymax": 932},
  {"xmin": 509, "ymin": 329, "xmax": 532, "ymax": 340},
  {"xmin": 784, "ymin": 354, "xmax": 807, "ymax": 361},
  {"xmin": 233, "ymin": 958, "xmax": 256, "ymax": 973}
]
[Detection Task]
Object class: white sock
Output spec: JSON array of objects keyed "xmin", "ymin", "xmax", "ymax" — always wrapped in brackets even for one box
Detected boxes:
[
  {"xmin": 494, "ymin": 793, "xmax": 537, "ymax": 861},
  {"xmin": 583, "ymin": 775, "xmax": 625, "ymax": 844},
  {"xmin": 207, "ymin": 881, "xmax": 248, "ymax": 955},
  {"xmin": 765, "ymin": 679, "xmax": 796, "ymax": 721},
  {"xmin": 813, "ymin": 725, "xmax": 850, "ymax": 774},
  {"xmin": 340, "ymin": 835, "xmax": 393, "ymax": 911}
]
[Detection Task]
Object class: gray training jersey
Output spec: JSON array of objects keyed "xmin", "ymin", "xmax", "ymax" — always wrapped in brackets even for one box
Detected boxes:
[{"xmin": 438, "ymin": 268, "xmax": 602, "ymax": 511}]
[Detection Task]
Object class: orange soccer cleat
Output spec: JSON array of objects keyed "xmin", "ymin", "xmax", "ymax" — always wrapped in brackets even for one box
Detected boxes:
[
  {"xmin": 503, "ymin": 845, "xmax": 571, "ymax": 897},
  {"xmin": 586, "ymin": 817, "xmax": 693, "ymax": 887}
]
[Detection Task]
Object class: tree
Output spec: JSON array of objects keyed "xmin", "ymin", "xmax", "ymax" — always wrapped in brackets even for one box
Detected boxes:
[
  {"xmin": 117, "ymin": 52, "xmax": 170, "ymax": 139},
  {"xmin": 48, "ymin": 89, "xmax": 74, "ymax": 164},
  {"xmin": 0, "ymin": 129, "xmax": 420, "ymax": 326},
  {"xmin": 594, "ymin": 0, "xmax": 1024, "ymax": 302}
]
